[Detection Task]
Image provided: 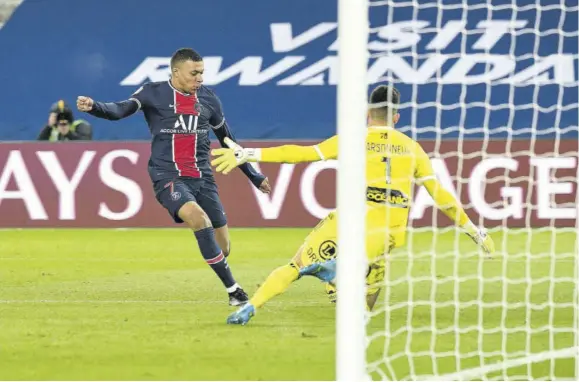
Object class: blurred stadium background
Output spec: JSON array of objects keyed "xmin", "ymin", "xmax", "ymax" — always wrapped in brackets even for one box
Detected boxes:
[{"xmin": 0, "ymin": 0, "xmax": 577, "ymax": 380}]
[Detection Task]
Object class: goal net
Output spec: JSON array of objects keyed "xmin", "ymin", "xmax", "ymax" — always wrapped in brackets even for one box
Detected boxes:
[{"xmin": 338, "ymin": 0, "xmax": 579, "ymax": 380}]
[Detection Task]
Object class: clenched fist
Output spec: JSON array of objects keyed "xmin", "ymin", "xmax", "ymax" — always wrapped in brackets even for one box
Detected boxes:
[{"xmin": 77, "ymin": 96, "xmax": 94, "ymax": 112}]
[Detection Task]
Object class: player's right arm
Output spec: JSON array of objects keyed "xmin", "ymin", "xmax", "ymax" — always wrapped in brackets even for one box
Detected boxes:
[
  {"xmin": 211, "ymin": 135, "xmax": 338, "ymax": 174},
  {"xmin": 414, "ymin": 142, "xmax": 495, "ymax": 255},
  {"xmin": 76, "ymin": 85, "xmax": 146, "ymax": 120}
]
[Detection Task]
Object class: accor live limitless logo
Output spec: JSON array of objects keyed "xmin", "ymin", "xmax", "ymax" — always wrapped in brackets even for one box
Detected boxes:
[{"xmin": 121, "ymin": 20, "xmax": 577, "ymax": 87}]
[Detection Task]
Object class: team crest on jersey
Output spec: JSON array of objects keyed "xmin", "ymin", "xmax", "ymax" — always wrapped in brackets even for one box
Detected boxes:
[
  {"xmin": 171, "ymin": 191, "xmax": 182, "ymax": 201},
  {"xmin": 319, "ymin": 240, "xmax": 337, "ymax": 260}
]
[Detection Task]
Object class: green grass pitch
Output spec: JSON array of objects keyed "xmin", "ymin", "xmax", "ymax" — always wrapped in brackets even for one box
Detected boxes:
[{"xmin": 0, "ymin": 228, "xmax": 576, "ymax": 380}]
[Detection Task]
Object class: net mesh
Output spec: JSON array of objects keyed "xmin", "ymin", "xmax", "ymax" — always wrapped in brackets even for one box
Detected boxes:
[{"xmin": 364, "ymin": 0, "xmax": 578, "ymax": 380}]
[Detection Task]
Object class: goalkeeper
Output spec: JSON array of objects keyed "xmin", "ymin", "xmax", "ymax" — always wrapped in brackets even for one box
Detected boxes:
[{"xmin": 212, "ymin": 85, "xmax": 495, "ymax": 325}]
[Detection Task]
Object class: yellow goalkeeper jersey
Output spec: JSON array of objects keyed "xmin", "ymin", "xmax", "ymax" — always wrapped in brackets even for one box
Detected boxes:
[{"xmin": 260, "ymin": 126, "xmax": 436, "ymax": 246}]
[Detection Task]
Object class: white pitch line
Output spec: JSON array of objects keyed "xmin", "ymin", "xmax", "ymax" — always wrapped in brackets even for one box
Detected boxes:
[
  {"xmin": 0, "ymin": 257, "xmax": 575, "ymax": 263},
  {"xmin": 0, "ymin": 299, "xmax": 328, "ymax": 306},
  {"xmin": 0, "ymin": 300, "xmax": 213, "ymax": 304}
]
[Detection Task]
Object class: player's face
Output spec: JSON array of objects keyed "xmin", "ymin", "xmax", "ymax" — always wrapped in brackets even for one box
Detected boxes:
[{"xmin": 173, "ymin": 60, "xmax": 204, "ymax": 94}]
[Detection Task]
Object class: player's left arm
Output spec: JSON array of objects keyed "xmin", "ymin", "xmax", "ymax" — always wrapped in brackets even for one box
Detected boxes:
[
  {"xmin": 414, "ymin": 142, "xmax": 495, "ymax": 255},
  {"xmin": 207, "ymin": 91, "xmax": 267, "ymax": 190}
]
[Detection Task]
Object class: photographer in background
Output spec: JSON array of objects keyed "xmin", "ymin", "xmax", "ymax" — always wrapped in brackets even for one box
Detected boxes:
[{"xmin": 37, "ymin": 100, "xmax": 93, "ymax": 141}]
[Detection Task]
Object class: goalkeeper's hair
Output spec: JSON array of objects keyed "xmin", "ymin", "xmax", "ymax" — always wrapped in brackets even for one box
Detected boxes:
[
  {"xmin": 369, "ymin": 85, "xmax": 400, "ymax": 122},
  {"xmin": 170, "ymin": 48, "xmax": 203, "ymax": 68}
]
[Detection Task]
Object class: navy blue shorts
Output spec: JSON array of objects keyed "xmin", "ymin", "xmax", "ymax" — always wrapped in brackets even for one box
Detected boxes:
[{"xmin": 155, "ymin": 177, "xmax": 227, "ymax": 228}]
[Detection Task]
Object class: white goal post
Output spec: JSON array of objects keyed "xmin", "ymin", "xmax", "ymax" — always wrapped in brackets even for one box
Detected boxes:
[
  {"xmin": 336, "ymin": 0, "xmax": 578, "ymax": 380},
  {"xmin": 336, "ymin": 0, "xmax": 370, "ymax": 380}
]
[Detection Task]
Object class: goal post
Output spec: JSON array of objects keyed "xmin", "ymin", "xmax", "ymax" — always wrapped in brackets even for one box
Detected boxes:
[
  {"xmin": 336, "ymin": 0, "xmax": 369, "ymax": 381},
  {"xmin": 336, "ymin": 0, "xmax": 578, "ymax": 380}
]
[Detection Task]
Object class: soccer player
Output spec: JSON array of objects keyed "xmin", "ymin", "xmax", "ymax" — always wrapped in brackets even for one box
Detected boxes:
[
  {"xmin": 211, "ymin": 84, "xmax": 496, "ymax": 325},
  {"xmin": 76, "ymin": 48, "xmax": 271, "ymax": 306}
]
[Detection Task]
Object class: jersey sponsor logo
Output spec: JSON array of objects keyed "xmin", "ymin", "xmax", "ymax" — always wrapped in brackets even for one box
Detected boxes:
[
  {"xmin": 367, "ymin": 186, "xmax": 410, "ymax": 208},
  {"xmin": 121, "ymin": 20, "xmax": 577, "ymax": 87},
  {"xmin": 160, "ymin": 116, "xmax": 210, "ymax": 134},
  {"xmin": 159, "ymin": 129, "xmax": 208, "ymax": 135},
  {"xmin": 174, "ymin": 114, "xmax": 198, "ymax": 132}
]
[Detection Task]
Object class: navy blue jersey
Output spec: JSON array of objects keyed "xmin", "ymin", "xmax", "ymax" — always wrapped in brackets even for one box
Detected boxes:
[
  {"xmin": 131, "ymin": 81, "xmax": 224, "ymax": 181},
  {"xmin": 89, "ymin": 81, "xmax": 264, "ymax": 187}
]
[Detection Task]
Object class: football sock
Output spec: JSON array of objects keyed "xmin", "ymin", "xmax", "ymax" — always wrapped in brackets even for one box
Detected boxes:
[
  {"xmin": 250, "ymin": 264, "xmax": 299, "ymax": 308},
  {"xmin": 194, "ymin": 227, "xmax": 237, "ymax": 289}
]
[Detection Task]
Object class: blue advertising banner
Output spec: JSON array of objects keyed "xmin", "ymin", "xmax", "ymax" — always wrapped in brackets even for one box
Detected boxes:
[{"xmin": 0, "ymin": 0, "xmax": 576, "ymax": 141}]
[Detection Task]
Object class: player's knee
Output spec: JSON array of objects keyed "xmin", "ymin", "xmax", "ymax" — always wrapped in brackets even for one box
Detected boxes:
[{"xmin": 178, "ymin": 202, "xmax": 211, "ymax": 230}]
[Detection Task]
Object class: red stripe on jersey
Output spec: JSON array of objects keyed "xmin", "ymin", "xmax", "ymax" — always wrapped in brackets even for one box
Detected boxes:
[
  {"xmin": 172, "ymin": 134, "xmax": 201, "ymax": 178},
  {"xmin": 175, "ymin": 92, "xmax": 200, "ymax": 115}
]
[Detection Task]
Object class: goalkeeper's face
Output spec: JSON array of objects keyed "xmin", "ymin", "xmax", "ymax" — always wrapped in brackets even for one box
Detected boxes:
[{"xmin": 173, "ymin": 60, "xmax": 204, "ymax": 94}]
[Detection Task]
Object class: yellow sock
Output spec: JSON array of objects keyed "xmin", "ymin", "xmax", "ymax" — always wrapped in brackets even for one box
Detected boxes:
[{"xmin": 250, "ymin": 264, "xmax": 299, "ymax": 308}]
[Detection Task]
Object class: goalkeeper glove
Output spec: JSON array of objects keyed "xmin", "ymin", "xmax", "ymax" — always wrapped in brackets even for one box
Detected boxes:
[
  {"xmin": 461, "ymin": 221, "xmax": 495, "ymax": 256},
  {"xmin": 211, "ymin": 137, "xmax": 260, "ymax": 175}
]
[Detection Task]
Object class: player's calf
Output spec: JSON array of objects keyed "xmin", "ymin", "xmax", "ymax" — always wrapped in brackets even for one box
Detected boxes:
[
  {"xmin": 178, "ymin": 202, "xmax": 248, "ymax": 304},
  {"xmin": 214, "ymin": 225, "xmax": 231, "ymax": 257}
]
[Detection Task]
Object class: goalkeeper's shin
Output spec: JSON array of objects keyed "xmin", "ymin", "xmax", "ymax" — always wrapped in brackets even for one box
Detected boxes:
[
  {"xmin": 249, "ymin": 264, "xmax": 300, "ymax": 309},
  {"xmin": 227, "ymin": 264, "xmax": 299, "ymax": 325}
]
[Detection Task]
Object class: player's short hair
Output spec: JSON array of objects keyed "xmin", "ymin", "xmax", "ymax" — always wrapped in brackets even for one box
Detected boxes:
[
  {"xmin": 170, "ymin": 48, "xmax": 203, "ymax": 68},
  {"xmin": 368, "ymin": 85, "xmax": 400, "ymax": 121}
]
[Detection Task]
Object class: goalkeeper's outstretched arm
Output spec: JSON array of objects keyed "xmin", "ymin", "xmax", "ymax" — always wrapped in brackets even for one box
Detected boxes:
[
  {"xmin": 211, "ymin": 136, "xmax": 338, "ymax": 174},
  {"xmin": 251, "ymin": 144, "xmax": 327, "ymax": 163},
  {"xmin": 422, "ymin": 178, "xmax": 495, "ymax": 255}
]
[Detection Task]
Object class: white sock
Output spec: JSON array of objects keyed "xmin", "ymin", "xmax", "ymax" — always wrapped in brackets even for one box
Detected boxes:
[{"xmin": 226, "ymin": 283, "xmax": 240, "ymax": 293}]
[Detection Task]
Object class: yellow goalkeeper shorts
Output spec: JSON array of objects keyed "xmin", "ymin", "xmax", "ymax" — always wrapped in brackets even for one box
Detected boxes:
[{"xmin": 292, "ymin": 209, "xmax": 403, "ymax": 287}]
